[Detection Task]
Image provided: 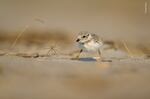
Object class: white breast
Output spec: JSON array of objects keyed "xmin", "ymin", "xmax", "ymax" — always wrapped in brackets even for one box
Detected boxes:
[{"xmin": 79, "ymin": 40, "xmax": 103, "ymax": 52}]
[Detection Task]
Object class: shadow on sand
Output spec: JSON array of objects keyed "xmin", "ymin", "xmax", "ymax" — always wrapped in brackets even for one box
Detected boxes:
[
  {"xmin": 79, "ymin": 57, "xmax": 97, "ymax": 62},
  {"xmin": 79, "ymin": 57, "xmax": 112, "ymax": 62}
]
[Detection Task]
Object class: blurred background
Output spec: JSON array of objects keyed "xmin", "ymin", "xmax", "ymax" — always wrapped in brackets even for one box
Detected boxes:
[
  {"xmin": 0, "ymin": 0, "xmax": 149, "ymax": 55},
  {"xmin": 0, "ymin": 0, "xmax": 149, "ymax": 41}
]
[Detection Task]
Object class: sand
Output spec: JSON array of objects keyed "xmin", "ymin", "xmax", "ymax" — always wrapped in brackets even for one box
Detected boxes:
[{"xmin": 0, "ymin": 53, "xmax": 150, "ymax": 99}]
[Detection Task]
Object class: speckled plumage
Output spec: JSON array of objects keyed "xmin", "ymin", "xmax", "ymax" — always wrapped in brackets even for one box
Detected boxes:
[{"xmin": 76, "ymin": 31, "xmax": 103, "ymax": 52}]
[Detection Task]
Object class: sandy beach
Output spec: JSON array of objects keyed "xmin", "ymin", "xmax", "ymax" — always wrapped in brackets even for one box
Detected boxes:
[{"xmin": 0, "ymin": 46, "xmax": 150, "ymax": 99}]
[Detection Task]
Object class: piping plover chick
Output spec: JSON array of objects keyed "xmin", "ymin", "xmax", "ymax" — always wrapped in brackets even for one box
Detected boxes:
[{"xmin": 75, "ymin": 31, "xmax": 103, "ymax": 60}]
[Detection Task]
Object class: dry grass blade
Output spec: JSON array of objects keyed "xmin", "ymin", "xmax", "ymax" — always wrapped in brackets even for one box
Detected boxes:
[
  {"xmin": 10, "ymin": 25, "xmax": 29, "ymax": 49},
  {"xmin": 34, "ymin": 18, "xmax": 45, "ymax": 24},
  {"xmin": 45, "ymin": 40, "xmax": 57, "ymax": 56},
  {"xmin": 145, "ymin": 1, "xmax": 148, "ymax": 15},
  {"xmin": 122, "ymin": 40, "xmax": 133, "ymax": 57},
  {"xmin": 46, "ymin": 45, "xmax": 57, "ymax": 56}
]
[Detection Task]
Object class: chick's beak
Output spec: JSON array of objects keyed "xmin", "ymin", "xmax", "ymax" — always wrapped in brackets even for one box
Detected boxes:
[{"xmin": 76, "ymin": 39, "xmax": 80, "ymax": 42}]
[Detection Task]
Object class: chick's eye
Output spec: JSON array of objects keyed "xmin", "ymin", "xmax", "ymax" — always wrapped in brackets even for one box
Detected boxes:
[{"xmin": 82, "ymin": 36, "xmax": 86, "ymax": 38}]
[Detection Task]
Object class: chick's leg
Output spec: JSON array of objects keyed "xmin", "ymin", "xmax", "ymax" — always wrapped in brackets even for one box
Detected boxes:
[
  {"xmin": 76, "ymin": 49, "xmax": 83, "ymax": 59},
  {"xmin": 98, "ymin": 49, "xmax": 102, "ymax": 58}
]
